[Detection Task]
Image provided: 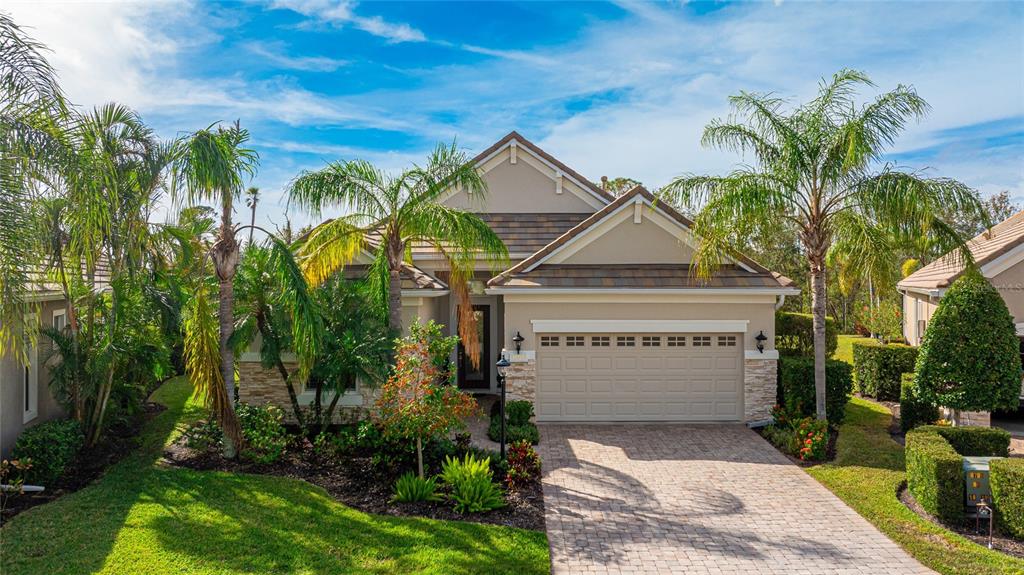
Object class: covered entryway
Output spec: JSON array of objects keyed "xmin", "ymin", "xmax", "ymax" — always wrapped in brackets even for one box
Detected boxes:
[{"xmin": 535, "ymin": 332, "xmax": 743, "ymax": 422}]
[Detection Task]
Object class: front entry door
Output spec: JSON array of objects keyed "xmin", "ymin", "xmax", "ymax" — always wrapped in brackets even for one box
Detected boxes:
[{"xmin": 457, "ymin": 305, "xmax": 490, "ymax": 390}]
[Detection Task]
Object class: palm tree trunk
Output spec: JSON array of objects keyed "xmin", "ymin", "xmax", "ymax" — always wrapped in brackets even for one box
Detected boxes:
[
  {"xmin": 810, "ymin": 257, "xmax": 828, "ymax": 421},
  {"xmin": 388, "ymin": 267, "xmax": 403, "ymax": 334},
  {"xmin": 214, "ymin": 197, "xmax": 242, "ymax": 459},
  {"xmin": 248, "ymin": 204, "xmax": 256, "ymax": 245},
  {"xmin": 218, "ymin": 276, "xmax": 238, "ymax": 459}
]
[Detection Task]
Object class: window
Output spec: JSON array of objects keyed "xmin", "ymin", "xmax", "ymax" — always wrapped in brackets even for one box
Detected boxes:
[
  {"xmin": 718, "ymin": 335, "xmax": 737, "ymax": 347},
  {"xmin": 667, "ymin": 336, "xmax": 686, "ymax": 347},
  {"xmin": 22, "ymin": 314, "xmax": 38, "ymax": 423},
  {"xmin": 52, "ymin": 308, "xmax": 67, "ymax": 331},
  {"xmin": 591, "ymin": 336, "xmax": 610, "ymax": 347},
  {"xmin": 566, "ymin": 336, "xmax": 585, "ymax": 347},
  {"xmin": 693, "ymin": 336, "xmax": 711, "ymax": 347},
  {"xmin": 642, "ymin": 336, "xmax": 661, "ymax": 347},
  {"xmin": 540, "ymin": 335, "xmax": 560, "ymax": 347},
  {"xmin": 617, "ymin": 336, "xmax": 635, "ymax": 347}
]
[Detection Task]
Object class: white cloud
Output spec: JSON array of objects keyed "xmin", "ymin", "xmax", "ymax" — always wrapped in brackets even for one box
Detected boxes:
[
  {"xmin": 243, "ymin": 41, "xmax": 348, "ymax": 71},
  {"xmin": 267, "ymin": 0, "xmax": 425, "ymax": 43}
]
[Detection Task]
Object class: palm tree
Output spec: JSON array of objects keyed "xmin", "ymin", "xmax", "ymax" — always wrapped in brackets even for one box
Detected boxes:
[
  {"xmin": 287, "ymin": 142, "xmax": 508, "ymax": 353},
  {"xmin": 0, "ymin": 13, "xmax": 68, "ymax": 356},
  {"xmin": 660, "ymin": 70, "xmax": 984, "ymax": 420},
  {"xmin": 245, "ymin": 186, "xmax": 259, "ymax": 245},
  {"xmin": 173, "ymin": 121, "xmax": 259, "ymax": 459}
]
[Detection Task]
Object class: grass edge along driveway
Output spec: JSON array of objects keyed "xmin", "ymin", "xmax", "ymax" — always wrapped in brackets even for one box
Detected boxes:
[
  {"xmin": 0, "ymin": 377, "xmax": 550, "ymax": 575},
  {"xmin": 807, "ymin": 396, "xmax": 1024, "ymax": 575}
]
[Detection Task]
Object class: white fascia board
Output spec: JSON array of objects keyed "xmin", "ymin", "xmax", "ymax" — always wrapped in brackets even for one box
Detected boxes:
[
  {"xmin": 1016, "ymin": 323, "xmax": 1024, "ymax": 337},
  {"xmin": 400, "ymin": 289, "xmax": 449, "ymax": 298},
  {"xmin": 531, "ymin": 319, "xmax": 750, "ymax": 333},
  {"xmin": 897, "ymin": 285, "xmax": 942, "ymax": 298},
  {"xmin": 488, "ymin": 287, "xmax": 801, "ymax": 296},
  {"xmin": 981, "ymin": 241, "xmax": 1024, "ymax": 277}
]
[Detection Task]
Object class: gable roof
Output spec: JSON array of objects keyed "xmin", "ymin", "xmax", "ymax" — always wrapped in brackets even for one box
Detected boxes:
[
  {"xmin": 899, "ymin": 210, "xmax": 1024, "ymax": 291},
  {"xmin": 470, "ymin": 131, "xmax": 617, "ymax": 205},
  {"xmin": 488, "ymin": 186, "xmax": 795, "ymax": 290}
]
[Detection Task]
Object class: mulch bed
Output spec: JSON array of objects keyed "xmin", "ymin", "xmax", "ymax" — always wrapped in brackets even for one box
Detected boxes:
[
  {"xmin": 163, "ymin": 434, "xmax": 546, "ymax": 532},
  {"xmin": 899, "ymin": 484, "xmax": 1024, "ymax": 558},
  {"xmin": 1, "ymin": 402, "xmax": 166, "ymax": 524}
]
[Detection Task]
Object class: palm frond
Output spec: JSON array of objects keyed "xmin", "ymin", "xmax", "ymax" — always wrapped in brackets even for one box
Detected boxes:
[
  {"xmin": 296, "ymin": 216, "xmax": 366, "ymax": 286},
  {"xmin": 287, "ymin": 159, "xmax": 388, "ymax": 219}
]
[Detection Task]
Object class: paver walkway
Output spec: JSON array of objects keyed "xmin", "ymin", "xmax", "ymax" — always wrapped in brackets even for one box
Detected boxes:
[{"xmin": 538, "ymin": 424, "xmax": 933, "ymax": 575}]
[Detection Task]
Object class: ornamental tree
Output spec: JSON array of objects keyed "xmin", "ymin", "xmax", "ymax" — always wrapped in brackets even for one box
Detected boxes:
[
  {"xmin": 375, "ymin": 321, "xmax": 478, "ymax": 477},
  {"xmin": 915, "ymin": 271, "xmax": 1021, "ymax": 419}
]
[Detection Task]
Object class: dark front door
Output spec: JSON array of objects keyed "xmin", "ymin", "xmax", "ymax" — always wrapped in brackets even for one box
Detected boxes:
[{"xmin": 457, "ymin": 305, "xmax": 490, "ymax": 390}]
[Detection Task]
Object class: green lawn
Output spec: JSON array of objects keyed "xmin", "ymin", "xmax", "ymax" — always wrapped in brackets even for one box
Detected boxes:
[
  {"xmin": 0, "ymin": 377, "xmax": 549, "ymax": 575},
  {"xmin": 807, "ymin": 397, "xmax": 1024, "ymax": 575},
  {"xmin": 833, "ymin": 334, "xmax": 874, "ymax": 365}
]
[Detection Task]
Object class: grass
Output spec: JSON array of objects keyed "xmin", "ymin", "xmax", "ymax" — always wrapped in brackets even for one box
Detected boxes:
[
  {"xmin": 833, "ymin": 334, "xmax": 875, "ymax": 365},
  {"xmin": 0, "ymin": 377, "xmax": 549, "ymax": 575},
  {"xmin": 807, "ymin": 397, "xmax": 1024, "ymax": 575}
]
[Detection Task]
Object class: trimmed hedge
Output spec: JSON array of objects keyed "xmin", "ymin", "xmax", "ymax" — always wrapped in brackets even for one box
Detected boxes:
[
  {"xmin": 11, "ymin": 419, "xmax": 84, "ymax": 485},
  {"xmin": 776, "ymin": 312, "xmax": 838, "ymax": 358},
  {"xmin": 899, "ymin": 373, "xmax": 939, "ymax": 433},
  {"xmin": 905, "ymin": 427, "xmax": 968, "ymax": 523},
  {"xmin": 778, "ymin": 356, "xmax": 853, "ymax": 425},
  {"xmin": 991, "ymin": 458, "xmax": 1024, "ymax": 539},
  {"xmin": 487, "ymin": 419, "xmax": 540, "ymax": 445},
  {"xmin": 905, "ymin": 425, "xmax": 1011, "ymax": 524},
  {"xmin": 852, "ymin": 342, "xmax": 918, "ymax": 401}
]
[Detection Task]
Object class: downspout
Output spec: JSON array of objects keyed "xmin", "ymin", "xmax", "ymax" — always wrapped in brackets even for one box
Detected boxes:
[{"xmin": 774, "ymin": 294, "xmax": 786, "ymax": 310}]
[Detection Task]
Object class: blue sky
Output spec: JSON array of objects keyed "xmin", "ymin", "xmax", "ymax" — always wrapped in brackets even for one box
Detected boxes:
[{"xmin": 6, "ymin": 1, "xmax": 1024, "ymax": 231}]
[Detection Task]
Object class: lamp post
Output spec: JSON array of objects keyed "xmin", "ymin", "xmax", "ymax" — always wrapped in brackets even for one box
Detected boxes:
[{"xmin": 496, "ymin": 355, "xmax": 511, "ymax": 459}]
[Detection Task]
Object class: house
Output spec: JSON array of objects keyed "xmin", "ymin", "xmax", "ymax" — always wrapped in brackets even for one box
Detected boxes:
[
  {"xmin": 240, "ymin": 132, "xmax": 798, "ymax": 424},
  {"xmin": 0, "ymin": 286, "xmax": 70, "ymax": 459},
  {"xmin": 898, "ymin": 209, "xmax": 1024, "ymax": 413}
]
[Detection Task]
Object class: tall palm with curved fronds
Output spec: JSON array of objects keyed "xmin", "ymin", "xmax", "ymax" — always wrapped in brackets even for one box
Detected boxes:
[
  {"xmin": 0, "ymin": 13, "xmax": 68, "ymax": 356},
  {"xmin": 287, "ymin": 142, "xmax": 508, "ymax": 355},
  {"xmin": 173, "ymin": 121, "xmax": 258, "ymax": 458},
  {"xmin": 245, "ymin": 186, "xmax": 259, "ymax": 245},
  {"xmin": 660, "ymin": 70, "xmax": 985, "ymax": 420}
]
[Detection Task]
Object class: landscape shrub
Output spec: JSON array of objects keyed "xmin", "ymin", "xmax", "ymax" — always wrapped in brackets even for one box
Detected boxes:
[
  {"xmin": 775, "ymin": 311, "xmax": 838, "ymax": 358},
  {"xmin": 795, "ymin": 417, "xmax": 829, "ymax": 461},
  {"xmin": 182, "ymin": 419, "xmax": 223, "ymax": 452},
  {"xmin": 236, "ymin": 404, "xmax": 290, "ymax": 464},
  {"xmin": 488, "ymin": 418, "xmax": 540, "ymax": 445},
  {"xmin": 506, "ymin": 440, "xmax": 541, "ymax": 490},
  {"xmin": 933, "ymin": 426, "xmax": 1010, "ymax": 457},
  {"xmin": 905, "ymin": 427, "xmax": 964, "ymax": 523},
  {"xmin": 915, "ymin": 271, "xmax": 1022, "ymax": 414},
  {"xmin": 852, "ymin": 342, "xmax": 918, "ymax": 401},
  {"xmin": 505, "ymin": 400, "xmax": 534, "ymax": 426},
  {"xmin": 440, "ymin": 454, "xmax": 505, "ymax": 513},
  {"xmin": 899, "ymin": 373, "xmax": 939, "ymax": 433},
  {"xmin": 777, "ymin": 356, "xmax": 853, "ymax": 425},
  {"xmin": 11, "ymin": 419, "xmax": 84, "ymax": 485},
  {"xmin": 391, "ymin": 471, "xmax": 441, "ymax": 503},
  {"xmin": 991, "ymin": 458, "xmax": 1024, "ymax": 539}
]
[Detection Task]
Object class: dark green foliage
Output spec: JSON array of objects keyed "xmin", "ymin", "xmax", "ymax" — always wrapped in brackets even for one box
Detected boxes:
[
  {"xmin": 915, "ymin": 271, "xmax": 1022, "ymax": 412},
  {"xmin": 775, "ymin": 311, "xmax": 838, "ymax": 358},
  {"xmin": 11, "ymin": 419, "xmax": 84, "ymax": 485},
  {"xmin": 778, "ymin": 356, "xmax": 853, "ymax": 424},
  {"xmin": 440, "ymin": 454, "xmax": 505, "ymax": 514},
  {"xmin": 236, "ymin": 404, "xmax": 290, "ymax": 464},
  {"xmin": 991, "ymin": 458, "xmax": 1024, "ymax": 539},
  {"xmin": 899, "ymin": 373, "xmax": 939, "ymax": 433},
  {"xmin": 905, "ymin": 427, "xmax": 964, "ymax": 523},
  {"xmin": 852, "ymin": 342, "xmax": 918, "ymax": 401},
  {"xmin": 505, "ymin": 400, "xmax": 534, "ymax": 426},
  {"xmin": 392, "ymin": 472, "xmax": 441, "ymax": 503},
  {"xmin": 488, "ymin": 418, "xmax": 540, "ymax": 445},
  {"xmin": 182, "ymin": 419, "xmax": 223, "ymax": 452},
  {"xmin": 905, "ymin": 425, "xmax": 1011, "ymax": 524}
]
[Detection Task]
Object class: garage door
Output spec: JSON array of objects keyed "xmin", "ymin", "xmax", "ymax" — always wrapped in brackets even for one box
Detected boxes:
[{"xmin": 536, "ymin": 333, "xmax": 743, "ymax": 422}]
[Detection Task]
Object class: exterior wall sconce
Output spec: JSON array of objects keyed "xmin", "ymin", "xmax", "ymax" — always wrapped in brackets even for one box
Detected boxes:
[
  {"xmin": 512, "ymin": 331, "xmax": 524, "ymax": 353},
  {"xmin": 755, "ymin": 330, "xmax": 768, "ymax": 353}
]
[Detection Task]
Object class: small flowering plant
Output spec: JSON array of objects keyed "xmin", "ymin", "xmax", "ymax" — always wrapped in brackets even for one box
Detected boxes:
[{"xmin": 794, "ymin": 417, "xmax": 829, "ymax": 461}]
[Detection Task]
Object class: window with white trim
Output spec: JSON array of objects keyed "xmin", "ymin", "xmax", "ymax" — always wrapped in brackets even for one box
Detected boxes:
[
  {"xmin": 540, "ymin": 335, "xmax": 560, "ymax": 347},
  {"xmin": 52, "ymin": 308, "xmax": 67, "ymax": 331},
  {"xmin": 717, "ymin": 335, "xmax": 737, "ymax": 347},
  {"xmin": 566, "ymin": 336, "xmax": 585, "ymax": 347},
  {"xmin": 667, "ymin": 336, "xmax": 686, "ymax": 347},
  {"xmin": 617, "ymin": 336, "xmax": 635, "ymax": 347},
  {"xmin": 642, "ymin": 336, "xmax": 661, "ymax": 347},
  {"xmin": 693, "ymin": 335, "xmax": 711, "ymax": 347},
  {"xmin": 591, "ymin": 336, "xmax": 610, "ymax": 347}
]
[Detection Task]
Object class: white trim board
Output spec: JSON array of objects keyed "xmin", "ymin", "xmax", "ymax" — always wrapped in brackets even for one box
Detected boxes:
[
  {"xmin": 745, "ymin": 350, "xmax": 779, "ymax": 360},
  {"xmin": 490, "ymin": 287, "xmax": 800, "ymax": 297},
  {"xmin": 982, "ymin": 241, "xmax": 1024, "ymax": 277},
  {"xmin": 530, "ymin": 319, "xmax": 749, "ymax": 333}
]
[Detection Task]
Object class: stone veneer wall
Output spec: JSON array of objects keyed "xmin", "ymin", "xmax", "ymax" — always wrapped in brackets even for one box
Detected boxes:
[
  {"xmin": 938, "ymin": 406, "xmax": 991, "ymax": 427},
  {"xmin": 237, "ymin": 361, "xmax": 374, "ymax": 424},
  {"xmin": 743, "ymin": 357, "xmax": 777, "ymax": 423},
  {"xmin": 504, "ymin": 359, "xmax": 536, "ymax": 403}
]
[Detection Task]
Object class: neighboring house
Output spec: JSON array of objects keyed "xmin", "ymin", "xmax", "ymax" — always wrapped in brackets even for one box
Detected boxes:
[
  {"xmin": 899, "ymin": 209, "xmax": 1024, "ymax": 406},
  {"xmin": 240, "ymin": 132, "xmax": 798, "ymax": 424},
  {"xmin": 0, "ymin": 287, "xmax": 70, "ymax": 459}
]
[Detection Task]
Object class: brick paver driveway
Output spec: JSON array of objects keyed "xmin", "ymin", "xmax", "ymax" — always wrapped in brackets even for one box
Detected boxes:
[{"xmin": 538, "ymin": 424, "xmax": 932, "ymax": 575}]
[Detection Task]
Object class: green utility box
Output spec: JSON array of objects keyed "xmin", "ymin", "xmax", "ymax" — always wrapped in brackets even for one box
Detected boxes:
[{"xmin": 963, "ymin": 456, "xmax": 1002, "ymax": 517}]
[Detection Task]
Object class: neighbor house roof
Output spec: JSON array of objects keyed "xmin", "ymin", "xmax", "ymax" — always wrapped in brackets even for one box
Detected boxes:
[
  {"xmin": 899, "ymin": 210, "xmax": 1024, "ymax": 291},
  {"xmin": 341, "ymin": 262, "xmax": 448, "ymax": 291},
  {"xmin": 489, "ymin": 186, "xmax": 795, "ymax": 290}
]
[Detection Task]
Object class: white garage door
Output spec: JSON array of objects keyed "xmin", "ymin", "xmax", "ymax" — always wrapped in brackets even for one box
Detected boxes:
[{"xmin": 536, "ymin": 333, "xmax": 743, "ymax": 422}]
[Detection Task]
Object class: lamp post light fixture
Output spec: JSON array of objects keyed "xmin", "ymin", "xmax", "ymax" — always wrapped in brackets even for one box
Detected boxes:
[
  {"xmin": 496, "ymin": 355, "xmax": 511, "ymax": 459},
  {"xmin": 755, "ymin": 330, "xmax": 768, "ymax": 353},
  {"xmin": 512, "ymin": 331, "xmax": 525, "ymax": 354}
]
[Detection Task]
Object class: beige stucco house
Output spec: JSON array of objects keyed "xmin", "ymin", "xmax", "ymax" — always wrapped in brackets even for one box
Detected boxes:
[
  {"xmin": 899, "ymin": 209, "xmax": 1024, "ymax": 407},
  {"xmin": 240, "ymin": 132, "xmax": 798, "ymax": 424}
]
